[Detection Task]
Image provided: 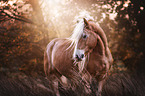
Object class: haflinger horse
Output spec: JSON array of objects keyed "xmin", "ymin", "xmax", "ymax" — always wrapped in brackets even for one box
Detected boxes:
[
  {"xmin": 44, "ymin": 17, "xmax": 98, "ymax": 80},
  {"xmin": 44, "ymin": 17, "xmax": 113, "ymax": 96}
]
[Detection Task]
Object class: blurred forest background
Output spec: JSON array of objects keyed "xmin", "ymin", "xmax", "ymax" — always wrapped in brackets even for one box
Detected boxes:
[{"xmin": 0, "ymin": 0, "xmax": 145, "ymax": 78}]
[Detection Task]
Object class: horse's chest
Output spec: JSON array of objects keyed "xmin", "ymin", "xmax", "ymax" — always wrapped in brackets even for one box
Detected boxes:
[{"xmin": 87, "ymin": 54, "xmax": 106, "ymax": 76}]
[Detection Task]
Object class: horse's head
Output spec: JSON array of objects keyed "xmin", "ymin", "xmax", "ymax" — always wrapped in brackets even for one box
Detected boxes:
[{"xmin": 71, "ymin": 18, "xmax": 98, "ymax": 62}]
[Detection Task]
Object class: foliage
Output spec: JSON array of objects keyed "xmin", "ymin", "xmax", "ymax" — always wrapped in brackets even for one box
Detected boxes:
[{"xmin": 0, "ymin": 0, "xmax": 46, "ymax": 75}]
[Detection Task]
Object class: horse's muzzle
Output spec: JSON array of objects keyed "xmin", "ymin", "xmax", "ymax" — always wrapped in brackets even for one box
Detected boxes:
[
  {"xmin": 74, "ymin": 49, "xmax": 85, "ymax": 61},
  {"xmin": 75, "ymin": 54, "xmax": 84, "ymax": 61}
]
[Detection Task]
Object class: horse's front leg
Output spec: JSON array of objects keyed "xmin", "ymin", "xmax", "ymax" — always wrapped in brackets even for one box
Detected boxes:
[
  {"xmin": 97, "ymin": 80, "xmax": 105, "ymax": 96},
  {"xmin": 51, "ymin": 72, "xmax": 62, "ymax": 96}
]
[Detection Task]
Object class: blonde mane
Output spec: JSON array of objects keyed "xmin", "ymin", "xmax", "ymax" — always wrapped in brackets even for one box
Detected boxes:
[
  {"xmin": 67, "ymin": 16, "xmax": 94, "ymax": 73},
  {"xmin": 68, "ymin": 19, "xmax": 85, "ymax": 59}
]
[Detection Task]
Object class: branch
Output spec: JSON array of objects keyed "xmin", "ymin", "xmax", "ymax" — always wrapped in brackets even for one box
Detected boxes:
[{"xmin": 0, "ymin": 9, "xmax": 35, "ymax": 24}]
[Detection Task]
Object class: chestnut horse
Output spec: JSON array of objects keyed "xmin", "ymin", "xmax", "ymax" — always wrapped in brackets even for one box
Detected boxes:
[
  {"xmin": 44, "ymin": 18, "xmax": 113, "ymax": 96},
  {"xmin": 44, "ymin": 18, "xmax": 98, "ymax": 81}
]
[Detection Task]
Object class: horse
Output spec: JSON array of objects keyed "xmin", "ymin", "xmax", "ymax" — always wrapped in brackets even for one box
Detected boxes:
[
  {"xmin": 75, "ymin": 18, "xmax": 113, "ymax": 96},
  {"xmin": 44, "ymin": 18, "xmax": 98, "ymax": 85},
  {"xmin": 44, "ymin": 17, "xmax": 113, "ymax": 96}
]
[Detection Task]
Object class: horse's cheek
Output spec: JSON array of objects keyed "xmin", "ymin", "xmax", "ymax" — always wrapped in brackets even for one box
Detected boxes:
[
  {"xmin": 78, "ymin": 39, "xmax": 86, "ymax": 49},
  {"xmin": 87, "ymin": 37, "xmax": 96, "ymax": 49}
]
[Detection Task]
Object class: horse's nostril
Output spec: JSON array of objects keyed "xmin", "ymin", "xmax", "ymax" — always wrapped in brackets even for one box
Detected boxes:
[
  {"xmin": 76, "ymin": 54, "xmax": 79, "ymax": 58},
  {"xmin": 81, "ymin": 54, "xmax": 84, "ymax": 58},
  {"xmin": 75, "ymin": 54, "xmax": 84, "ymax": 61}
]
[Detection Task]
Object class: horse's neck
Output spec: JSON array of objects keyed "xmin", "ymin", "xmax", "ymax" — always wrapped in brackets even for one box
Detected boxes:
[
  {"xmin": 95, "ymin": 35, "xmax": 105, "ymax": 54},
  {"xmin": 90, "ymin": 22, "xmax": 108, "ymax": 49},
  {"xmin": 88, "ymin": 35, "xmax": 105, "ymax": 62},
  {"xmin": 89, "ymin": 45, "xmax": 102, "ymax": 61},
  {"xmin": 88, "ymin": 36, "xmax": 112, "ymax": 74}
]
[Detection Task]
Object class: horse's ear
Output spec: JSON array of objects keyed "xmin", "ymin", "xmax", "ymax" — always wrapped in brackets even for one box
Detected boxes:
[{"xmin": 83, "ymin": 18, "xmax": 89, "ymax": 26}]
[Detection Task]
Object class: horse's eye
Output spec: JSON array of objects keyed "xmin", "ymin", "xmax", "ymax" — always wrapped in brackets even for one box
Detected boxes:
[{"xmin": 82, "ymin": 34, "xmax": 87, "ymax": 39}]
